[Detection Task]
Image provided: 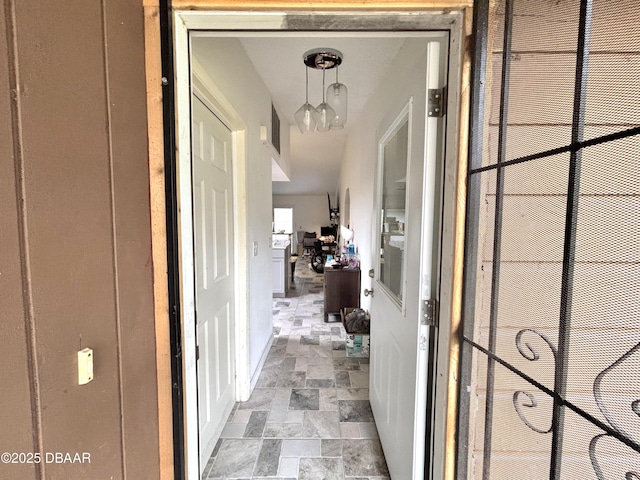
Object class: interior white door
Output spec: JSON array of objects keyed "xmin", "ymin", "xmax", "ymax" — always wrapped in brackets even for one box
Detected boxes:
[
  {"xmin": 192, "ymin": 94, "xmax": 236, "ymax": 466},
  {"xmin": 369, "ymin": 40, "xmax": 445, "ymax": 479}
]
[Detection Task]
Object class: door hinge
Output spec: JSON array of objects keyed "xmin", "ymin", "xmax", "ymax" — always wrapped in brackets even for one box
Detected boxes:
[
  {"xmin": 196, "ymin": 344, "xmax": 200, "ymax": 361},
  {"xmin": 428, "ymin": 88, "xmax": 446, "ymax": 117},
  {"xmin": 422, "ymin": 299, "xmax": 439, "ymax": 327}
]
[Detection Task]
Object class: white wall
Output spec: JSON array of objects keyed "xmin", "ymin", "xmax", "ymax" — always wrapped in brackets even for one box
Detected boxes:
[
  {"xmin": 272, "ymin": 194, "xmax": 332, "ymax": 239},
  {"xmin": 338, "ymin": 38, "xmax": 429, "ymax": 312},
  {"xmin": 192, "ymin": 37, "xmax": 286, "ymax": 385}
]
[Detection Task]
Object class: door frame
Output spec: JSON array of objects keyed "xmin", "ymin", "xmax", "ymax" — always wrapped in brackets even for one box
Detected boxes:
[
  {"xmin": 175, "ymin": 23, "xmax": 251, "ymax": 476},
  {"xmin": 147, "ymin": 4, "xmax": 472, "ymax": 480},
  {"xmin": 368, "ymin": 36, "xmax": 454, "ymax": 479}
]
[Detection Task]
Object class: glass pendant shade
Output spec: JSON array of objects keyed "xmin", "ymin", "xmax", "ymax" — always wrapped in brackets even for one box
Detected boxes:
[
  {"xmin": 313, "ymin": 103, "xmax": 336, "ymax": 132},
  {"xmin": 327, "ymin": 82, "xmax": 348, "ymax": 129},
  {"xmin": 295, "ymin": 66, "xmax": 317, "ymax": 134},
  {"xmin": 295, "ymin": 103, "xmax": 316, "ymax": 134},
  {"xmin": 313, "ymin": 67, "xmax": 335, "ymax": 132}
]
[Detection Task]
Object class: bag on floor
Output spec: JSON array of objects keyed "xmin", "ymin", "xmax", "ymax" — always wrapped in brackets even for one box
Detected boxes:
[{"xmin": 345, "ymin": 308, "xmax": 370, "ymax": 334}]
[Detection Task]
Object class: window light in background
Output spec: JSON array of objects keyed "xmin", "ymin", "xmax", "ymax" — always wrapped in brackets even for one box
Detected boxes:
[{"xmin": 273, "ymin": 207, "xmax": 293, "ymax": 234}]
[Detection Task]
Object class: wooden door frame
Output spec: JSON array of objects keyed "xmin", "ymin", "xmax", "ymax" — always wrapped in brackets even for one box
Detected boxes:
[{"xmin": 143, "ymin": 2, "xmax": 472, "ymax": 480}]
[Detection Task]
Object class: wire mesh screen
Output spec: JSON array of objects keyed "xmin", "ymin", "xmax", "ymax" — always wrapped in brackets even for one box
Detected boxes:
[{"xmin": 459, "ymin": 0, "xmax": 640, "ymax": 478}]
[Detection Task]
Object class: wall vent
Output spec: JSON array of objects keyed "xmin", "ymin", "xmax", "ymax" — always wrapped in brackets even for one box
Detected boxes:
[{"xmin": 271, "ymin": 103, "xmax": 281, "ymax": 154}]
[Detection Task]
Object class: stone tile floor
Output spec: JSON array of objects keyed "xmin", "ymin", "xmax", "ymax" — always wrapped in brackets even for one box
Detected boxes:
[{"xmin": 202, "ymin": 258, "xmax": 389, "ymax": 480}]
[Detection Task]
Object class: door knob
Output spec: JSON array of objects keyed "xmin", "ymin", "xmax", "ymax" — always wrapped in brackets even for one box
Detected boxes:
[{"xmin": 364, "ymin": 288, "xmax": 374, "ymax": 297}]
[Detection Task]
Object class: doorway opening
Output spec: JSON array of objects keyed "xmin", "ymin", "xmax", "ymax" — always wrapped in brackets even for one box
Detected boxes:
[{"xmin": 167, "ymin": 10, "xmax": 467, "ymax": 480}]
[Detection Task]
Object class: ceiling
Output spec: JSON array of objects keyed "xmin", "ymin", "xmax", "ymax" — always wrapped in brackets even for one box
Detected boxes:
[{"xmin": 237, "ymin": 36, "xmax": 407, "ymax": 196}]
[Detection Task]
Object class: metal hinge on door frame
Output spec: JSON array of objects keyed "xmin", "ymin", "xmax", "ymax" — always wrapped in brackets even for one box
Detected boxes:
[
  {"xmin": 422, "ymin": 299, "xmax": 439, "ymax": 328},
  {"xmin": 428, "ymin": 87, "xmax": 446, "ymax": 117}
]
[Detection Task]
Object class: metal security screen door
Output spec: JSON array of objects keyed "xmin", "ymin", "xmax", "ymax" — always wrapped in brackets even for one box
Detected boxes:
[{"xmin": 458, "ymin": 0, "xmax": 640, "ymax": 479}]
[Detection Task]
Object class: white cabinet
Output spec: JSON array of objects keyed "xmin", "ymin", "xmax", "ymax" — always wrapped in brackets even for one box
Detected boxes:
[{"xmin": 272, "ymin": 242, "xmax": 290, "ymax": 297}]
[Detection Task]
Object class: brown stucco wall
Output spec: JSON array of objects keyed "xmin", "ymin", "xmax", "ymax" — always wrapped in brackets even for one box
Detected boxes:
[{"xmin": 0, "ymin": 1, "xmax": 160, "ymax": 479}]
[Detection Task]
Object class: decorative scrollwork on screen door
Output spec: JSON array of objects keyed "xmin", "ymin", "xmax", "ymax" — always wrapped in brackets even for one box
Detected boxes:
[
  {"xmin": 590, "ymin": 343, "xmax": 640, "ymax": 479},
  {"xmin": 512, "ymin": 329, "xmax": 558, "ymax": 435}
]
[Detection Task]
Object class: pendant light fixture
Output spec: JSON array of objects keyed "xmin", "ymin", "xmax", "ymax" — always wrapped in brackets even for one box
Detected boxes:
[
  {"xmin": 294, "ymin": 66, "xmax": 316, "ymax": 134},
  {"xmin": 295, "ymin": 48, "xmax": 348, "ymax": 133},
  {"xmin": 313, "ymin": 67, "xmax": 335, "ymax": 132},
  {"xmin": 327, "ymin": 66, "xmax": 348, "ymax": 129}
]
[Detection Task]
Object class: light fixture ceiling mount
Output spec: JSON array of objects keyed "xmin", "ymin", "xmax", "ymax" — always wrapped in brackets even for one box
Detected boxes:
[{"xmin": 303, "ymin": 48, "xmax": 343, "ymax": 70}]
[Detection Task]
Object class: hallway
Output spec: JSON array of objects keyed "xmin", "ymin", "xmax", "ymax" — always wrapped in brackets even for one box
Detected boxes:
[{"xmin": 202, "ymin": 259, "xmax": 389, "ymax": 479}]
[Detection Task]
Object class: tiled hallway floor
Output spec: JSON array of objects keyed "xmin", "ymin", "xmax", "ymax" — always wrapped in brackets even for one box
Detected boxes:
[{"xmin": 202, "ymin": 258, "xmax": 390, "ymax": 479}]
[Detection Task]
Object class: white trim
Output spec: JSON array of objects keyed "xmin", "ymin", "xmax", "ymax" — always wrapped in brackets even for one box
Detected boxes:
[
  {"xmin": 180, "ymin": 11, "xmax": 289, "ymax": 31},
  {"xmin": 414, "ymin": 39, "xmax": 443, "ymax": 480},
  {"xmin": 174, "ymin": 17, "xmax": 252, "ymax": 479},
  {"xmin": 173, "ymin": 16, "xmax": 200, "ymax": 479},
  {"xmin": 191, "ymin": 58, "xmax": 252, "ymax": 403},
  {"xmin": 191, "ymin": 30, "xmax": 449, "ymax": 39},
  {"xmin": 250, "ymin": 335, "xmax": 275, "ymax": 391},
  {"xmin": 182, "ymin": 11, "xmax": 454, "ymax": 33}
]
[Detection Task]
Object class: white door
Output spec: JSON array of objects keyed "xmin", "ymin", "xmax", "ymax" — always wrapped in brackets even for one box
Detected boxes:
[
  {"xmin": 369, "ymin": 40, "xmax": 445, "ymax": 479},
  {"xmin": 192, "ymin": 94, "xmax": 236, "ymax": 466}
]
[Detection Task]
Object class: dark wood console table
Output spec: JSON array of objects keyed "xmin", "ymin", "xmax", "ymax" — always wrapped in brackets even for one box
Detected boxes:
[{"xmin": 323, "ymin": 268, "xmax": 361, "ymax": 321}]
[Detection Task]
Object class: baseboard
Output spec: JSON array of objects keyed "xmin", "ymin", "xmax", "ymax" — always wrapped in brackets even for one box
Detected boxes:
[{"xmin": 250, "ymin": 334, "xmax": 274, "ymax": 391}]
